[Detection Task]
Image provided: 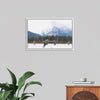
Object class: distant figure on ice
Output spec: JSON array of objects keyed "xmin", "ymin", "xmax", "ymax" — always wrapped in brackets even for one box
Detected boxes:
[
  {"xmin": 43, "ymin": 39, "xmax": 48, "ymax": 48},
  {"xmin": 33, "ymin": 41, "xmax": 35, "ymax": 45},
  {"xmin": 54, "ymin": 41, "xmax": 56, "ymax": 45}
]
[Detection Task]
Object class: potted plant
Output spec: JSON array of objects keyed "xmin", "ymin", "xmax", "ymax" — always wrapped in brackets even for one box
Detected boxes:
[{"xmin": 0, "ymin": 68, "xmax": 42, "ymax": 100}]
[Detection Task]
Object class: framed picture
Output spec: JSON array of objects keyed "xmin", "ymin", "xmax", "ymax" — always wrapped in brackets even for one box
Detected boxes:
[{"xmin": 26, "ymin": 18, "xmax": 74, "ymax": 50}]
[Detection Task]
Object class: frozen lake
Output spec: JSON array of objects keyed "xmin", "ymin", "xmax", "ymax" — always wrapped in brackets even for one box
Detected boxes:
[{"xmin": 28, "ymin": 43, "xmax": 72, "ymax": 48}]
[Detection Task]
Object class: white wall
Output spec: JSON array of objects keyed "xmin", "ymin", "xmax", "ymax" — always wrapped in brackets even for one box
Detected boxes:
[{"xmin": 0, "ymin": 0, "xmax": 100, "ymax": 100}]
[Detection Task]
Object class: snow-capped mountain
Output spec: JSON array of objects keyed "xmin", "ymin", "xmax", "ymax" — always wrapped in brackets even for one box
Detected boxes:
[{"xmin": 43, "ymin": 26, "xmax": 72, "ymax": 37}]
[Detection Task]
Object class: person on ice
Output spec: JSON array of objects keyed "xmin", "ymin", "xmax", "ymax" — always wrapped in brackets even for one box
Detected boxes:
[
  {"xmin": 67, "ymin": 41, "xmax": 70, "ymax": 45},
  {"xmin": 43, "ymin": 39, "xmax": 48, "ymax": 48},
  {"xmin": 33, "ymin": 41, "xmax": 35, "ymax": 45},
  {"xmin": 54, "ymin": 41, "xmax": 56, "ymax": 45}
]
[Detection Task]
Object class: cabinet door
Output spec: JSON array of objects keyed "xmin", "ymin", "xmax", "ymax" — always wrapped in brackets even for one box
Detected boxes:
[{"xmin": 67, "ymin": 87, "xmax": 100, "ymax": 100}]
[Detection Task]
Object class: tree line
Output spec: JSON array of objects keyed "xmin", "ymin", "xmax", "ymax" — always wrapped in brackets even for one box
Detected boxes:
[{"xmin": 28, "ymin": 35, "xmax": 72, "ymax": 43}]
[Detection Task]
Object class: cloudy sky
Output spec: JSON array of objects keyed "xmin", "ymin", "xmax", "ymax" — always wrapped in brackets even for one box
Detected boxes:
[{"xmin": 28, "ymin": 20, "xmax": 72, "ymax": 35}]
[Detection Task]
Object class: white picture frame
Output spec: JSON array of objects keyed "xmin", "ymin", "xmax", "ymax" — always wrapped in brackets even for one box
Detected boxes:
[{"xmin": 25, "ymin": 17, "xmax": 74, "ymax": 51}]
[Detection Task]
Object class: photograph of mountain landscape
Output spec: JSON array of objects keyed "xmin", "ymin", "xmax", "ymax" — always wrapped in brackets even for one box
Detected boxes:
[{"xmin": 27, "ymin": 19, "xmax": 73, "ymax": 49}]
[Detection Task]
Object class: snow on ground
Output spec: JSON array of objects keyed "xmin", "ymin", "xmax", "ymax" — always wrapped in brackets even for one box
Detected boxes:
[{"xmin": 28, "ymin": 43, "xmax": 72, "ymax": 48}]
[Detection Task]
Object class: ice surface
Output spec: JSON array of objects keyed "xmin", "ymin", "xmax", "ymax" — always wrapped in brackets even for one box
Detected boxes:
[{"xmin": 28, "ymin": 44, "xmax": 72, "ymax": 48}]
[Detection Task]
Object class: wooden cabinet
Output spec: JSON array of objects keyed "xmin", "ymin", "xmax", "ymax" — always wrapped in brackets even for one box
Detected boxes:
[{"xmin": 66, "ymin": 86, "xmax": 100, "ymax": 100}]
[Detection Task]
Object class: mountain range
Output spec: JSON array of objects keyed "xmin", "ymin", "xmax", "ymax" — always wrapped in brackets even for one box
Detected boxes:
[
  {"xmin": 46, "ymin": 26, "xmax": 72, "ymax": 37},
  {"xmin": 28, "ymin": 26, "xmax": 72, "ymax": 39},
  {"xmin": 28, "ymin": 31, "xmax": 41, "ymax": 39}
]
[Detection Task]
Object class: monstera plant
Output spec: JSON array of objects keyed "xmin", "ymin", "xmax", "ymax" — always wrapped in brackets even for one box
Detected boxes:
[{"xmin": 0, "ymin": 68, "xmax": 42, "ymax": 100}]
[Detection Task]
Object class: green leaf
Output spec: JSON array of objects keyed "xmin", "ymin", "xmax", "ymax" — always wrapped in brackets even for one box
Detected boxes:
[
  {"xmin": 21, "ymin": 93, "xmax": 35, "ymax": 100},
  {"xmin": 21, "ymin": 93, "xmax": 35, "ymax": 97},
  {"xmin": 12, "ymin": 96, "xmax": 20, "ymax": 100},
  {"xmin": 17, "ymin": 71, "xmax": 35, "ymax": 95},
  {"xmin": 0, "ymin": 83, "xmax": 10, "ymax": 91},
  {"xmin": 0, "ymin": 90, "xmax": 12, "ymax": 100},
  {"xmin": 23, "ymin": 81, "xmax": 42, "ymax": 92},
  {"xmin": 0, "ymin": 83, "xmax": 18, "ymax": 100},
  {"xmin": 7, "ymin": 68, "xmax": 17, "ymax": 86},
  {"xmin": 3, "ymin": 90, "xmax": 12, "ymax": 100},
  {"xmin": 21, "ymin": 96, "xmax": 32, "ymax": 100},
  {"xmin": 0, "ymin": 92, "xmax": 2, "ymax": 100},
  {"xmin": 6, "ymin": 68, "xmax": 18, "ymax": 99},
  {"xmin": 8, "ymin": 85, "xmax": 18, "ymax": 100}
]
